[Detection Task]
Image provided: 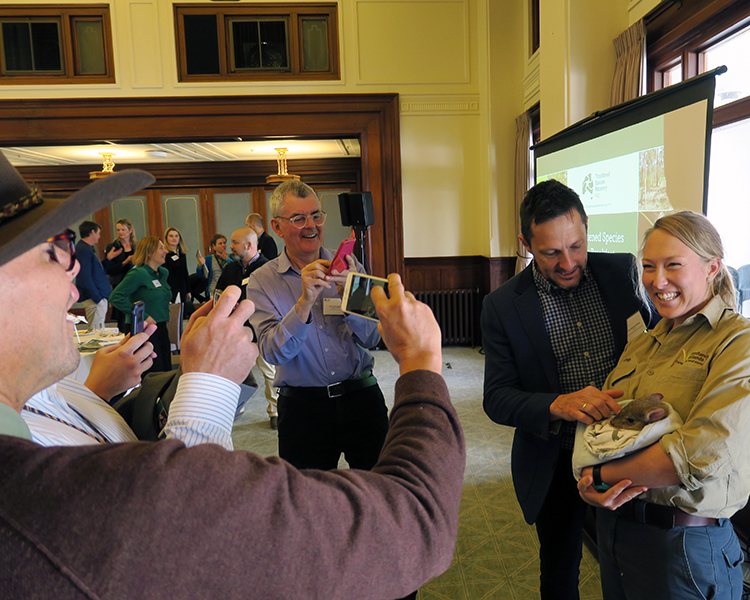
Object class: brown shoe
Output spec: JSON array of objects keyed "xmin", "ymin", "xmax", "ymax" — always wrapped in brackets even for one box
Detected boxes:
[{"xmin": 270, "ymin": 416, "xmax": 278, "ymax": 430}]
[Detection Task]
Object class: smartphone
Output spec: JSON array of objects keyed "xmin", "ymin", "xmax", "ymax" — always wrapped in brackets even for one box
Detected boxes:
[
  {"xmin": 196, "ymin": 249, "xmax": 203, "ymax": 260},
  {"xmin": 131, "ymin": 301, "xmax": 145, "ymax": 334},
  {"xmin": 328, "ymin": 236, "xmax": 357, "ymax": 275},
  {"xmin": 341, "ymin": 272, "xmax": 389, "ymax": 322}
]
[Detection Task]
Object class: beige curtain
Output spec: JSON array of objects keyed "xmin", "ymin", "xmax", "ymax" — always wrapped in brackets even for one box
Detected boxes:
[
  {"xmin": 514, "ymin": 111, "xmax": 533, "ymax": 274},
  {"xmin": 610, "ymin": 19, "xmax": 646, "ymax": 106}
]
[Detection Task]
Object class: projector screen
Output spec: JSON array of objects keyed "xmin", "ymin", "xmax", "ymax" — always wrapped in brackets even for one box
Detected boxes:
[{"xmin": 534, "ymin": 70, "xmax": 720, "ymax": 255}]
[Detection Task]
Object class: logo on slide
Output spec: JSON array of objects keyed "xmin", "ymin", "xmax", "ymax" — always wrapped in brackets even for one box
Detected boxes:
[{"xmin": 581, "ymin": 173, "xmax": 594, "ymax": 197}]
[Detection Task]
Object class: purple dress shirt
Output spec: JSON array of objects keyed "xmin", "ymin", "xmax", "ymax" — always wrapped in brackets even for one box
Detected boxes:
[{"xmin": 247, "ymin": 248, "xmax": 379, "ymax": 387}]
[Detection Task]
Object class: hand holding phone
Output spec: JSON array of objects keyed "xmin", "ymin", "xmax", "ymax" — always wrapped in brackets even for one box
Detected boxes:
[
  {"xmin": 341, "ymin": 272, "xmax": 389, "ymax": 321},
  {"xmin": 131, "ymin": 301, "xmax": 145, "ymax": 334}
]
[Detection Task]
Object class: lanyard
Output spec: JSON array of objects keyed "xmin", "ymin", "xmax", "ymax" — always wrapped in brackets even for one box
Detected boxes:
[{"xmin": 23, "ymin": 404, "xmax": 110, "ymax": 444}]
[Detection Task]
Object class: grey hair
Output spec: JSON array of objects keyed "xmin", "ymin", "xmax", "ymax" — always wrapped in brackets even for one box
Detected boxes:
[
  {"xmin": 269, "ymin": 180, "xmax": 318, "ymax": 217},
  {"xmin": 636, "ymin": 210, "xmax": 736, "ymax": 311}
]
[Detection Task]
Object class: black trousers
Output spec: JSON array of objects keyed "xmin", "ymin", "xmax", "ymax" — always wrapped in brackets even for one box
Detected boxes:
[
  {"xmin": 277, "ymin": 382, "xmax": 389, "ymax": 471},
  {"xmin": 279, "ymin": 383, "xmax": 417, "ymax": 600},
  {"xmin": 534, "ymin": 448, "xmax": 588, "ymax": 600}
]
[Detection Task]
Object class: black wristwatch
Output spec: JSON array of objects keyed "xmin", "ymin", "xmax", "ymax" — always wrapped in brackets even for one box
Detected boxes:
[{"xmin": 592, "ymin": 464, "xmax": 612, "ymax": 493}]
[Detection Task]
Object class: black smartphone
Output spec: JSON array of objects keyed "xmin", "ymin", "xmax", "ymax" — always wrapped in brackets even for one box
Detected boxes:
[
  {"xmin": 341, "ymin": 272, "xmax": 389, "ymax": 321},
  {"xmin": 131, "ymin": 301, "xmax": 145, "ymax": 334}
]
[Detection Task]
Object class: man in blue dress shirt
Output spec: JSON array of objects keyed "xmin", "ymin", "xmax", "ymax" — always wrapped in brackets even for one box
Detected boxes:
[
  {"xmin": 75, "ymin": 220, "xmax": 111, "ymax": 330},
  {"xmin": 247, "ymin": 180, "xmax": 389, "ymax": 471}
]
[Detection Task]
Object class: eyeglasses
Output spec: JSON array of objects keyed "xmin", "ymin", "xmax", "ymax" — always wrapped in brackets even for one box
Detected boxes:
[
  {"xmin": 46, "ymin": 229, "xmax": 77, "ymax": 271},
  {"xmin": 274, "ymin": 210, "xmax": 327, "ymax": 229}
]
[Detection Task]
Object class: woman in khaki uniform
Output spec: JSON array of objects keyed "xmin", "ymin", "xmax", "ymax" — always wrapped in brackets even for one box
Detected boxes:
[{"xmin": 578, "ymin": 211, "xmax": 750, "ymax": 600}]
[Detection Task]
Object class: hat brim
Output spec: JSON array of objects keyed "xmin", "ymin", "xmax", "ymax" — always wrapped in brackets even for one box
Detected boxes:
[{"xmin": 0, "ymin": 170, "xmax": 155, "ymax": 268}]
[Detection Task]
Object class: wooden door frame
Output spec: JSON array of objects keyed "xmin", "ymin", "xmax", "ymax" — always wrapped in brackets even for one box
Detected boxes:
[{"xmin": 0, "ymin": 93, "xmax": 403, "ymax": 276}]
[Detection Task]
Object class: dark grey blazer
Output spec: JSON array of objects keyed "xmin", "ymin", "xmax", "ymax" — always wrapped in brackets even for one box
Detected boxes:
[{"xmin": 481, "ymin": 252, "xmax": 655, "ymax": 524}]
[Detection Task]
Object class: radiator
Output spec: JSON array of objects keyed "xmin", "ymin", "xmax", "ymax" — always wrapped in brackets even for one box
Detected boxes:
[{"xmin": 413, "ymin": 289, "xmax": 478, "ymax": 346}]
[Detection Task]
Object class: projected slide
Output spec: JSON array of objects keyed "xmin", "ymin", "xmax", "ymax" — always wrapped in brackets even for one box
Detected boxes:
[{"xmin": 536, "ymin": 100, "xmax": 708, "ymax": 255}]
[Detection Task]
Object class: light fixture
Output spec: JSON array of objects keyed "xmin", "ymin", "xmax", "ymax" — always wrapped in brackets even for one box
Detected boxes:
[
  {"xmin": 89, "ymin": 153, "xmax": 116, "ymax": 179},
  {"xmin": 266, "ymin": 147, "xmax": 300, "ymax": 184}
]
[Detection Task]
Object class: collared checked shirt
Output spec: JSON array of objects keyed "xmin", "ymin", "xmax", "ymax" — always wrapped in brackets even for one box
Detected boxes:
[
  {"xmin": 604, "ymin": 296, "xmax": 750, "ymax": 518},
  {"xmin": 533, "ymin": 261, "xmax": 617, "ymax": 448},
  {"xmin": 247, "ymin": 248, "xmax": 379, "ymax": 388}
]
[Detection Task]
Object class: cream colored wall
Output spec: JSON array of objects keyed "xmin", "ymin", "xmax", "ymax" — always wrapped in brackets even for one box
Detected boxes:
[
  {"xmin": 486, "ymin": 0, "xmax": 526, "ymax": 258},
  {"xmin": 539, "ymin": 0, "xmax": 629, "ymax": 139},
  {"xmin": 1, "ymin": 0, "xmax": 657, "ymax": 259}
]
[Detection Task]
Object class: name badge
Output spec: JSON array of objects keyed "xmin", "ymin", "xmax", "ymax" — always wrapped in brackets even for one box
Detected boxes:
[
  {"xmin": 171, "ymin": 255, "xmax": 179, "ymax": 261},
  {"xmin": 323, "ymin": 298, "xmax": 343, "ymax": 315},
  {"xmin": 242, "ymin": 277, "xmax": 251, "ymax": 287},
  {"xmin": 152, "ymin": 279, "xmax": 162, "ymax": 288},
  {"xmin": 626, "ymin": 311, "xmax": 647, "ymax": 342}
]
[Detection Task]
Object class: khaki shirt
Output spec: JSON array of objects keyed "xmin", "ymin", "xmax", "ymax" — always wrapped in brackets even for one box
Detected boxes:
[{"xmin": 604, "ymin": 296, "xmax": 750, "ymax": 518}]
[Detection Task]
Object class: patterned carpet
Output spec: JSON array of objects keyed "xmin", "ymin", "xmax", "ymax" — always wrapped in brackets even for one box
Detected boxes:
[{"xmin": 232, "ymin": 346, "xmax": 603, "ymax": 600}]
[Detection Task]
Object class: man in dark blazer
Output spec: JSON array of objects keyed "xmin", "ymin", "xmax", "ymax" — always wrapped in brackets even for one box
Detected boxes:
[
  {"xmin": 246, "ymin": 212, "xmax": 278, "ymax": 260},
  {"xmin": 482, "ymin": 180, "xmax": 654, "ymax": 600}
]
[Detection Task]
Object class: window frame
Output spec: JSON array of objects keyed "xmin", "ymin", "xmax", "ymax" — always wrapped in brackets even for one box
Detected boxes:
[
  {"xmin": 529, "ymin": 0, "xmax": 540, "ymax": 56},
  {"xmin": 174, "ymin": 3, "xmax": 340, "ymax": 83},
  {"xmin": 0, "ymin": 4, "xmax": 114, "ymax": 85},
  {"xmin": 646, "ymin": 0, "xmax": 750, "ymax": 127}
]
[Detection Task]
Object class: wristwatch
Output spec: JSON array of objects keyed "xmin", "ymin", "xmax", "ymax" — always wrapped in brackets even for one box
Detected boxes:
[{"xmin": 592, "ymin": 464, "xmax": 612, "ymax": 493}]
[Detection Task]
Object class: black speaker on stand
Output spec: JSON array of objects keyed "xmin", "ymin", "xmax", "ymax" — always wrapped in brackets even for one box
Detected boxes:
[{"xmin": 338, "ymin": 192, "xmax": 375, "ymax": 270}]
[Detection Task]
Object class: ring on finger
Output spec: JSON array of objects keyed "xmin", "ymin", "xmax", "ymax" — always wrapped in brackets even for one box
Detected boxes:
[{"xmin": 581, "ymin": 403, "xmax": 588, "ymax": 412}]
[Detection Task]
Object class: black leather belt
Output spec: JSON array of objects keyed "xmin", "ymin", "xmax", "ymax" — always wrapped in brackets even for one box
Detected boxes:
[
  {"xmin": 279, "ymin": 372, "xmax": 377, "ymax": 399},
  {"xmin": 615, "ymin": 499, "xmax": 718, "ymax": 529}
]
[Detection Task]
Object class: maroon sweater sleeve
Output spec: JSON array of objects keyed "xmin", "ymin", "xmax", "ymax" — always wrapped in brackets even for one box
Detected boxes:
[{"xmin": 0, "ymin": 370, "xmax": 465, "ymax": 600}]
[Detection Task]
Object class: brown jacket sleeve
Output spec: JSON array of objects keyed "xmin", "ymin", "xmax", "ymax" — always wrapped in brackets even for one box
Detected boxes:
[{"xmin": 0, "ymin": 370, "xmax": 465, "ymax": 600}]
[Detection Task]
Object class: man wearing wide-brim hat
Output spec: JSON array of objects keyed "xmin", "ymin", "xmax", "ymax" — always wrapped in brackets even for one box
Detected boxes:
[{"xmin": 0, "ymin": 150, "xmax": 465, "ymax": 599}]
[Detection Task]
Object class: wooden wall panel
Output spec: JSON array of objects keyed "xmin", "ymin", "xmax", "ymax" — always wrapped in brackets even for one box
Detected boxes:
[
  {"xmin": 404, "ymin": 255, "xmax": 515, "ymax": 295},
  {"xmin": 404, "ymin": 255, "xmax": 516, "ymax": 347}
]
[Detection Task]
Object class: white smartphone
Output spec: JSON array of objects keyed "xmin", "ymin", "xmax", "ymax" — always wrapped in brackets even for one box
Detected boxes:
[{"xmin": 341, "ymin": 272, "xmax": 389, "ymax": 322}]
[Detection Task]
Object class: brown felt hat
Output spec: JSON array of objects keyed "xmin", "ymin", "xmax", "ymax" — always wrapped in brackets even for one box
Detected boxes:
[{"xmin": 0, "ymin": 150, "xmax": 155, "ymax": 267}]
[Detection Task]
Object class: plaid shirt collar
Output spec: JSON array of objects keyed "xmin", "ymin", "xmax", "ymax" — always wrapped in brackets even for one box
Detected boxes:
[{"xmin": 531, "ymin": 259, "xmax": 592, "ymax": 295}]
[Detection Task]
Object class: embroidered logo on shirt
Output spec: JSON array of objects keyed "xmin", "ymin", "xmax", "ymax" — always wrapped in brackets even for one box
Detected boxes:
[{"xmin": 676, "ymin": 349, "xmax": 708, "ymax": 367}]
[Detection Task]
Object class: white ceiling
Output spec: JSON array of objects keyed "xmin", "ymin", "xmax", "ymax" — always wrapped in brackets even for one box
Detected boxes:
[{"xmin": 3, "ymin": 138, "xmax": 361, "ymax": 167}]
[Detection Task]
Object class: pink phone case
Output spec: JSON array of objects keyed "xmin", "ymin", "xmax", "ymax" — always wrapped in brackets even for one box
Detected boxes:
[{"xmin": 329, "ymin": 238, "xmax": 356, "ymax": 274}]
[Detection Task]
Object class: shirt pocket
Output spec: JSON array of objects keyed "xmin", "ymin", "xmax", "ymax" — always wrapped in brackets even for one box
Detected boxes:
[
  {"xmin": 606, "ymin": 362, "xmax": 636, "ymax": 398},
  {"xmin": 652, "ymin": 366, "xmax": 707, "ymax": 420}
]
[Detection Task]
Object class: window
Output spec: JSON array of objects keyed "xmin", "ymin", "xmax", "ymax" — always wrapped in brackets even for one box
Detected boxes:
[
  {"xmin": 0, "ymin": 4, "xmax": 114, "ymax": 84},
  {"xmin": 702, "ymin": 24, "xmax": 750, "ymax": 107},
  {"xmin": 647, "ymin": 0, "xmax": 750, "ymax": 311},
  {"xmin": 660, "ymin": 62, "xmax": 682, "ymax": 88},
  {"xmin": 529, "ymin": 0, "xmax": 540, "ymax": 56},
  {"xmin": 174, "ymin": 3, "xmax": 339, "ymax": 82}
]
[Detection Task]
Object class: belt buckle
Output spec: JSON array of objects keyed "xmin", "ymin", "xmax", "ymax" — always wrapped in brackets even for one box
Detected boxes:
[{"xmin": 326, "ymin": 382, "xmax": 344, "ymax": 398}]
